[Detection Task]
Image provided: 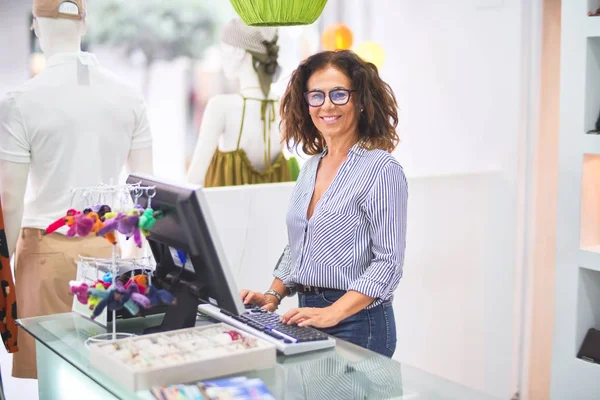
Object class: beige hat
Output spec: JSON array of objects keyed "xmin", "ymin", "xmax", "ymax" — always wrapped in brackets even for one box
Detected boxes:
[
  {"xmin": 221, "ymin": 18, "xmax": 277, "ymax": 56},
  {"xmin": 221, "ymin": 18, "xmax": 280, "ymax": 97},
  {"xmin": 33, "ymin": 0, "xmax": 86, "ymax": 20}
]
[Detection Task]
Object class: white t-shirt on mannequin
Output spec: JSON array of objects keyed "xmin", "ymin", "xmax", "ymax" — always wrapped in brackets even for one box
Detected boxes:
[{"xmin": 0, "ymin": 51, "xmax": 152, "ymax": 231}]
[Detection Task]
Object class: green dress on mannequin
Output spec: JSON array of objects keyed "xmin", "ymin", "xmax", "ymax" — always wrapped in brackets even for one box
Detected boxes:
[{"xmin": 204, "ymin": 94, "xmax": 299, "ymax": 188}]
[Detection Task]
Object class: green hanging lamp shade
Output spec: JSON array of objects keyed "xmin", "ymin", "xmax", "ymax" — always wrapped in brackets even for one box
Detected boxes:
[{"xmin": 229, "ymin": 0, "xmax": 329, "ymax": 27}]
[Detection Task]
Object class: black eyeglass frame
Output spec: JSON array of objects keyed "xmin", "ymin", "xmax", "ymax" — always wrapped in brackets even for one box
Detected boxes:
[{"xmin": 303, "ymin": 89, "xmax": 356, "ymax": 107}]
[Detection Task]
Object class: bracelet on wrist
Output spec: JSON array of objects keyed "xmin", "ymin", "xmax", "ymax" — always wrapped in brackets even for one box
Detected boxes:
[{"xmin": 264, "ymin": 289, "xmax": 283, "ymax": 303}]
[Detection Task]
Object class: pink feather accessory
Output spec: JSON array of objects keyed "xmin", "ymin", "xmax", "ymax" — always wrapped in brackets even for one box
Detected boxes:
[{"xmin": 69, "ymin": 280, "xmax": 90, "ymax": 305}]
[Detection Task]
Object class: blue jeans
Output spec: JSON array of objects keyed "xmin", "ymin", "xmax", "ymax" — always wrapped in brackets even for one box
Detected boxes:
[{"xmin": 298, "ymin": 290, "xmax": 397, "ymax": 358}]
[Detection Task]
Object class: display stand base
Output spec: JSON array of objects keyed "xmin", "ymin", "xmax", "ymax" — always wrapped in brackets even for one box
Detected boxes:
[
  {"xmin": 85, "ymin": 332, "xmax": 136, "ymax": 347},
  {"xmin": 85, "ymin": 309, "xmax": 136, "ymax": 347}
]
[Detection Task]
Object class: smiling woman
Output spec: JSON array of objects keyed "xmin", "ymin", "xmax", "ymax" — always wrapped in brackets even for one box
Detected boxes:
[{"xmin": 239, "ymin": 50, "xmax": 407, "ymax": 358}]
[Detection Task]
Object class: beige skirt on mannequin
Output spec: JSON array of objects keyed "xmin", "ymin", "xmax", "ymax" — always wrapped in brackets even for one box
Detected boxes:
[{"xmin": 12, "ymin": 229, "xmax": 111, "ymax": 379}]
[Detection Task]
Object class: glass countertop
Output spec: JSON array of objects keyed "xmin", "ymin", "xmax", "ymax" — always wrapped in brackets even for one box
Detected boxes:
[{"xmin": 19, "ymin": 312, "xmax": 497, "ymax": 400}]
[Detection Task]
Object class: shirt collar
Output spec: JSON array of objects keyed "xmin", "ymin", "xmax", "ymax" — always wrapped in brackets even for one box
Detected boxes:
[
  {"xmin": 320, "ymin": 142, "xmax": 366, "ymax": 158},
  {"xmin": 46, "ymin": 52, "xmax": 99, "ymax": 68},
  {"xmin": 350, "ymin": 143, "xmax": 367, "ymax": 156}
]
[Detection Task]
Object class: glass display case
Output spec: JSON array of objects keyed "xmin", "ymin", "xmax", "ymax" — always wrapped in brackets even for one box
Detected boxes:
[{"xmin": 20, "ymin": 312, "xmax": 498, "ymax": 400}]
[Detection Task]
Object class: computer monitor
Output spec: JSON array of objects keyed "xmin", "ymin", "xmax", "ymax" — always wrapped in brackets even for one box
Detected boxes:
[{"xmin": 125, "ymin": 174, "xmax": 246, "ymax": 334}]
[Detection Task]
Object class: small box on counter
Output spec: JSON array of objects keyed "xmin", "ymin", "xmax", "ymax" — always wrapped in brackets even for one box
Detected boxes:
[
  {"xmin": 150, "ymin": 376, "xmax": 275, "ymax": 400},
  {"xmin": 88, "ymin": 323, "xmax": 277, "ymax": 391}
]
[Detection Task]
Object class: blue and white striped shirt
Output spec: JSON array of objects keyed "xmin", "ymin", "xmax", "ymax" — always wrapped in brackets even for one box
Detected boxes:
[{"xmin": 274, "ymin": 144, "xmax": 408, "ymax": 305}]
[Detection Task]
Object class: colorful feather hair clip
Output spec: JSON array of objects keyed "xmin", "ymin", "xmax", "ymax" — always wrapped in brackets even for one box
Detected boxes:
[
  {"xmin": 139, "ymin": 208, "xmax": 164, "ymax": 237},
  {"xmin": 97, "ymin": 208, "xmax": 143, "ymax": 248},
  {"xmin": 89, "ymin": 280, "xmax": 150, "ymax": 320},
  {"xmin": 87, "ymin": 282, "xmax": 107, "ymax": 310},
  {"xmin": 69, "ymin": 280, "xmax": 90, "ymax": 305},
  {"xmin": 83, "ymin": 208, "xmax": 117, "ymax": 244},
  {"xmin": 68, "ymin": 211, "xmax": 98, "ymax": 237},
  {"xmin": 45, "ymin": 209, "xmax": 80, "ymax": 235}
]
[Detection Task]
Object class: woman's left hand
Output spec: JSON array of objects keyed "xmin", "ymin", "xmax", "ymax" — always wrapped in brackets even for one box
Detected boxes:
[{"xmin": 280, "ymin": 306, "xmax": 341, "ymax": 328}]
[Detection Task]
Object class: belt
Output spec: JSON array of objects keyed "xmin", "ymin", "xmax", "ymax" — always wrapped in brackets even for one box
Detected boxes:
[{"xmin": 295, "ymin": 284, "xmax": 344, "ymax": 294}]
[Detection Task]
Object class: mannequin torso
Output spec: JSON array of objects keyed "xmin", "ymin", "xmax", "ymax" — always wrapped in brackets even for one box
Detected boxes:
[
  {"xmin": 214, "ymin": 88, "xmax": 282, "ymax": 161},
  {"xmin": 0, "ymin": 16, "xmax": 83, "ymax": 256},
  {"xmin": 0, "ymin": 17, "xmax": 153, "ymax": 256},
  {"xmin": 187, "ymin": 46, "xmax": 287, "ymax": 186}
]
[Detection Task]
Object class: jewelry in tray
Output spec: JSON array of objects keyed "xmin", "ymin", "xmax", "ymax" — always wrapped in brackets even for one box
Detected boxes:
[{"xmin": 99, "ymin": 326, "xmax": 262, "ymax": 371}]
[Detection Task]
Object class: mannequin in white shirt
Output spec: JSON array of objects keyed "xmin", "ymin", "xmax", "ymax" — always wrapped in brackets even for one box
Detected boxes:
[
  {"xmin": 186, "ymin": 43, "xmax": 283, "ymax": 185},
  {"xmin": 0, "ymin": 17, "xmax": 86, "ymax": 259},
  {"xmin": 0, "ymin": 16, "xmax": 152, "ymax": 258},
  {"xmin": 0, "ymin": 3, "xmax": 153, "ymax": 379}
]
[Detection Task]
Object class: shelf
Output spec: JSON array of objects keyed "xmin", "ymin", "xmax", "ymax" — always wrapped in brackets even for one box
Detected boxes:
[
  {"xmin": 580, "ymin": 155, "xmax": 600, "ymax": 249},
  {"xmin": 579, "ymin": 249, "xmax": 600, "ymax": 272},
  {"xmin": 557, "ymin": 358, "xmax": 600, "ymax": 397},
  {"xmin": 588, "ymin": 0, "xmax": 600, "ymax": 35},
  {"xmin": 583, "ymin": 134, "xmax": 600, "ymax": 154},
  {"xmin": 587, "ymin": 17, "xmax": 600, "ymax": 38},
  {"xmin": 585, "ymin": 38, "xmax": 600, "ymax": 132},
  {"xmin": 555, "ymin": 2, "xmax": 600, "ymax": 398},
  {"xmin": 589, "ymin": 0, "xmax": 600, "ymax": 17},
  {"xmin": 575, "ymin": 356, "xmax": 600, "ymax": 372},
  {"xmin": 576, "ymin": 268, "xmax": 600, "ymax": 356}
]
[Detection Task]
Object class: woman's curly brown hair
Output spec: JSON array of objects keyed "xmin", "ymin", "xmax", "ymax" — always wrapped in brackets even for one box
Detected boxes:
[{"xmin": 280, "ymin": 50, "xmax": 399, "ymax": 155}]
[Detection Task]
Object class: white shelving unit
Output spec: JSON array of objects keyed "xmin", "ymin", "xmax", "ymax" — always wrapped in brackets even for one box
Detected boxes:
[{"xmin": 551, "ymin": 1, "xmax": 600, "ymax": 398}]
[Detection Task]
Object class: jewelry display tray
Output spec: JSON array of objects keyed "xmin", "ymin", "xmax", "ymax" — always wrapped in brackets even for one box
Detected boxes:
[{"xmin": 88, "ymin": 322, "xmax": 277, "ymax": 391}]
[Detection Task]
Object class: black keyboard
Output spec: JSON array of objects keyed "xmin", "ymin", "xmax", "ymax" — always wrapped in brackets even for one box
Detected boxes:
[
  {"xmin": 220, "ymin": 306, "xmax": 330, "ymax": 343},
  {"xmin": 241, "ymin": 308, "xmax": 330, "ymax": 343},
  {"xmin": 198, "ymin": 303, "xmax": 337, "ymax": 355}
]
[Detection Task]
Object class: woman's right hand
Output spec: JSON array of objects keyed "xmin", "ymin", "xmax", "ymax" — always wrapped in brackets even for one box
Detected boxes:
[{"xmin": 239, "ymin": 289, "xmax": 279, "ymax": 312}]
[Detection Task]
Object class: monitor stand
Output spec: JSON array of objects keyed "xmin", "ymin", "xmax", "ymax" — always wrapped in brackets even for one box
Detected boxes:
[{"xmin": 143, "ymin": 282, "xmax": 199, "ymax": 334}]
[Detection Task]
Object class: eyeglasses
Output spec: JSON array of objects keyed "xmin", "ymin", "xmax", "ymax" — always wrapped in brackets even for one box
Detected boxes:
[{"xmin": 303, "ymin": 89, "xmax": 356, "ymax": 107}]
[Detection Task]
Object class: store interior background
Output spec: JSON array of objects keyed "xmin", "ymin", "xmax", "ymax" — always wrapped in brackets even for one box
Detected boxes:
[{"xmin": 0, "ymin": 0, "xmax": 554, "ymax": 399}]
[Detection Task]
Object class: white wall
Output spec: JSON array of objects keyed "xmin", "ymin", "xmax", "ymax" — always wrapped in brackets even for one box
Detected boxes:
[
  {"xmin": 315, "ymin": 0, "xmax": 527, "ymax": 398},
  {"xmin": 376, "ymin": 1, "xmax": 524, "ymax": 397},
  {"xmin": 0, "ymin": 0, "xmax": 30, "ymax": 97},
  {"xmin": 320, "ymin": 0, "xmax": 522, "ymax": 177}
]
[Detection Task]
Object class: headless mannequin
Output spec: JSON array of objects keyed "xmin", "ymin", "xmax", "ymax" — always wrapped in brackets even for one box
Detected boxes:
[
  {"xmin": 186, "ymin": 44, "xmax": 283, "ymax": 185},
  {"xmin": 0, "ymin": 16, "xmax": 153, "ymax": 258}
]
